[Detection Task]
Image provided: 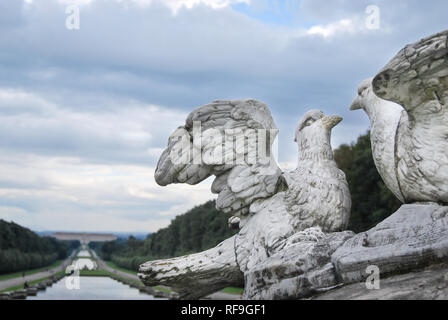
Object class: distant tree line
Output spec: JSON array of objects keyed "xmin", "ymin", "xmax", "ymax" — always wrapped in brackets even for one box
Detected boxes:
[
  {"xmin": 91, "ymin": 132, "xmax": 402, "ymax": 271},
  {"xmin": 90, "ymin": 200, "xmax": 237, "ymax": 271},
  {"xmin": 0, "ymin": 220, "xmax": 79, "ymax": 274}
]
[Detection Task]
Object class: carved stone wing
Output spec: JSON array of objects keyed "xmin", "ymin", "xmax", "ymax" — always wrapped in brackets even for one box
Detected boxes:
[
  {"xmin": 373, "ymin": 30, "xmax": 448, "ymax": 115},
  {"xmin": 372, "ymin": 30, "xmax": 448, "ymax": 203},
  {"xmin": 155, "ymin": 99, "xmax": 282, "ymax": 216}
]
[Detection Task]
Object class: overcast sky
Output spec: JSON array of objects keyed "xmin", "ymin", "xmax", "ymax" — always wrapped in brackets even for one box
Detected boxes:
[{"xmin": 0, "ymin": 0, "xmax": 446, "ymax": 233}]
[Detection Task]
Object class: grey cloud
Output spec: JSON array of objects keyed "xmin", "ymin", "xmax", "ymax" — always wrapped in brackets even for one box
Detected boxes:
[
  {"xmin": 1, "ymin": 0, "xmax": 445, "ymax": 118},
  {"xmin": 0, "ymin": 1, "xmax": 25, "ymax": 28},
  {"xmin": 1, "ymin": 0, "xmax": 446, "ymax": 165},
  {"xmin": 298, "ymin": 0, "xmax": 369, "ymax": 23},
  {"xmin": 1, "ymin": 0, "xmax": 448, "ymax": 231}
]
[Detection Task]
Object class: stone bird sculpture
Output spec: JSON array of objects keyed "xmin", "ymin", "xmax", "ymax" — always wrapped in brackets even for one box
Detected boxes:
[
  {"xmin": 139, "ymin": 100, "xmax": 351, "ymax": 299},
  {"xmin": 350, "ymin": 30, "xmax": 448, "ymax": 204},
  {"xmin": 285, "ymin": 110, "xmax": 351, "ymax": 232},
  {"xmin": 350, "ymin": 78, "xmax": 405, "ymax": 202}
]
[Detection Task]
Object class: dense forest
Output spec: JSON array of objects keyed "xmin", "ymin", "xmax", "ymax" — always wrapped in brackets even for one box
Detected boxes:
[
  {"xmin": 0, "ymin": 220, "xmax": 79, "ymax": 274},
  {"xmin": 91, "ymin": 131, "xmax": 402, "ymax": 270}
]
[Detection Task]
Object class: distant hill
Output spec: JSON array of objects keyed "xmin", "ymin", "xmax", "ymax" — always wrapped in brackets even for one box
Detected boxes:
[{"xmin": 36, "ymin": 231, "xmax": 150, "ymax": 240}]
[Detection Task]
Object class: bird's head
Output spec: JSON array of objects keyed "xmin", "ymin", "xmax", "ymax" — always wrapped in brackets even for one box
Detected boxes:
[
  {"xmin": 350, "ymin": 78, "xmax": 376, "ymax": 114},
  {"xmin": 295, "ymin": 110, "xmax": 342, "ymax": 160},
  {"xmin": 295, "ymin": 110, "xmax": 342, "ymax": 142}
]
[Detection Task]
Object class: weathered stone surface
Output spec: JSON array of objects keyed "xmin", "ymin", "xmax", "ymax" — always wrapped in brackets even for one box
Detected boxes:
[
  {"xmin": 0, "ymin": 292, "xmax": 11, "ymax": 300},
  {"xmin": 153, "ymin": 99, "xmax": 281, "ymax": 218},
  {"xmin": 244, "ymin": 230, "xmax": 354, "ymax": 300},
  {"xmin": 312, "ymin": 262, "xmax": 448, "ymax": 300},
  {"xmin": 332, "ymin": 203, "xmax": 448, "ymax": 284},
  {"xmin": 139, "ymin": 236, "xmax": 244, "ymax": 299},
  {"xmin": 287, "ymin": 110, "xmax": 351, "ymax": 234},
  {"xmin": 373, "ymin": 30, "xmax": 448, "ymax": 112},
  {"xmin": 36, "ymin": 282, "xmax": 46, "ymax": 290},
  {"xmin": 343, "ymin": 30, "xmax": 448, "ymax": 297},
  {"xmin": 10, "ymin": 289, "xmax": 27, "ymax": 300},
  {"xmin": 26, "ymin": 287, "xmax": 38, "ymax": 296},
  {"xmin": 350, "ymin": 78, "xmax": 405, "ymax": 202},
  {"xmin": 352, "ymin": 29, "xmax": 448, "ymax": 204}
]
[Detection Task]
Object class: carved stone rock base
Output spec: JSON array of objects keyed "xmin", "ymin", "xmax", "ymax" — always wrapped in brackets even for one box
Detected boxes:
[
  {"xmin": 332, "ymin": 203, "xmax": 448, "ymax": 284},
  {"xmin": 313, "ymin": 262, "xmax": 448, "ymax": 300},
  {"xmin": 243, "ymin": 231, "xmax": 354, "ymax": 300}
]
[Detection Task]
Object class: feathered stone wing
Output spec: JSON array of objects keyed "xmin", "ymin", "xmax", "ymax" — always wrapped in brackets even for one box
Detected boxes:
[
  {"xmin": 372, "ymin": 30, "xmax": 448, "ymax": 203},
  {"xmin": 373, "ymin": 30, "xmax": 448, "ymax": 115},
  {"xmin": 155, "ymin": 99, "xmax": 282, "ymax": 216}
]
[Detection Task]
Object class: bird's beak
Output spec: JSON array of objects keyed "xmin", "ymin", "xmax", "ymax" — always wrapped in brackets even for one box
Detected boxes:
[
  {"xmin": 350, "ymin": 96, "xmax": 362, "ymax": 111},
  {"xmin": 322, "ymin": 115, "xmax": 342, "ymax": 130}
]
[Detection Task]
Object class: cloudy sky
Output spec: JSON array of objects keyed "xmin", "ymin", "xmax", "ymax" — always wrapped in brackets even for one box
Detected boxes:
[{"xmin": 0, "ymin": 0, "xmax": 446, "ymax": 233}]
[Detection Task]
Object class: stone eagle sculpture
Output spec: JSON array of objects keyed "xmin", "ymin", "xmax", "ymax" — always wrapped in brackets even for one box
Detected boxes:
[
  {"xmin": 350, "ymin": 30, "xmax": 448, "ymax": 204},
  {"xmin": 138, "ymin": 99, "xmax": 352, "ymax": 299}
]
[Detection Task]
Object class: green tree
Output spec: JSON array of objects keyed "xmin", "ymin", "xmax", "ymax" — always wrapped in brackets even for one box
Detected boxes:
[
  {"xmin": 334, "ymin": 131, "xmax": 402, "ymax": 232},
  {"xmin": 0, "ymin": 219, "xmax": 77, "ymax": 274}
]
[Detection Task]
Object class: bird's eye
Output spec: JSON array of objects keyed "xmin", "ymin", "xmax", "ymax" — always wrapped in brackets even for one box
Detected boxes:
[
  {"xmin": 358, "ymin": 86, "xmax": 368, "ymax": 96},
  {"xmin": 299, "ymin": 117, "xmax": 318, "ymax": 131},
  {"xmin": 305, "ymin": 118, "xmax": 314, "ymax": 126}
]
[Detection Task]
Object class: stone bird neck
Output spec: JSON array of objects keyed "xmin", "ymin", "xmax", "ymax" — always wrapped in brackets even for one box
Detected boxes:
[{"xmin": 297, "ymin": 129, "xmax": 335, "ymax": 164}]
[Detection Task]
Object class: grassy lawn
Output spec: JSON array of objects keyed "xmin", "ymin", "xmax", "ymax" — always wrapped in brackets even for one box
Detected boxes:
[
  {"xmin": 153, "ymin": 286, "xmax": 172, "ymax": 293},
  {"xmin": 79, "ymin": 269, "xmax": 113, "ymax": 277},
  {"xmin": 221, "ymin": 287, "xmax": 244, "ymax": 295},
  {"xmin": 0, "ymin": 271, "xmax": 66, "ymax": 293},
  {"xmin": 0, "ymin": 260, "xmax": 64, "ymax": 282},
  {"xmin": 105, "ymin": 260, "xmax": 138, "ymax": 275}
]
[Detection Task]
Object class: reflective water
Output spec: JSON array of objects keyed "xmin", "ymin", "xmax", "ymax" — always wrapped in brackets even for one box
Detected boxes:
[
  {"xmin": 27, "ymin": 276, "xmax": 163, "ymax": 300},
  {"xmin": 77, "ymin": 250, "xmax": 91, "ymax": 257},
  {"xmin": 73, "ymin": 258, "xmax": 96, "ymax": 270}
]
